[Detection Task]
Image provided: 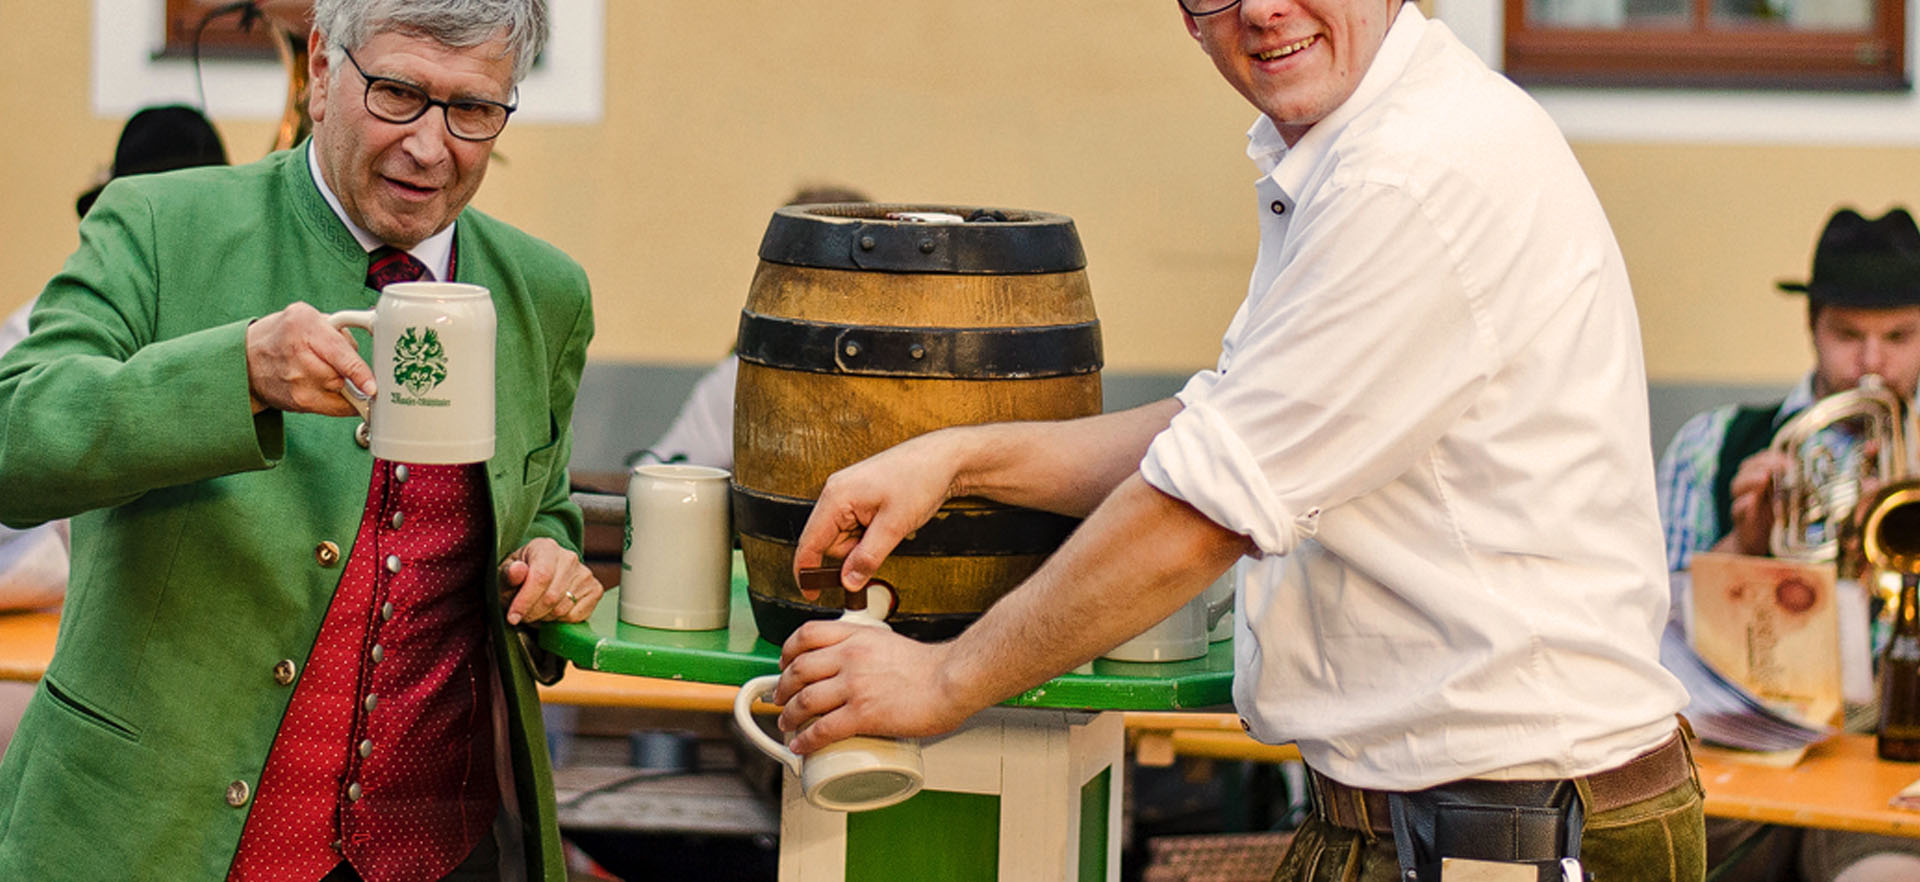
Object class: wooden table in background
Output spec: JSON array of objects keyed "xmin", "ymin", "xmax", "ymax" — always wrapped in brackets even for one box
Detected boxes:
[
  {"xmin": 0, "ymin": 610, "xmax": 57, "ymax": 682},
  {"xmin": 1694, "ymin": 738, "xmax": 1920, "ymax": 838}
]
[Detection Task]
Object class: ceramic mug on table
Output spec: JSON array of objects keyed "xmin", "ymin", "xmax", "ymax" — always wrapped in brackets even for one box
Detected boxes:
[
  {"xmin": 1204, "ymin": 566, "xmax": 1236, "ymax": 643},
  {"xmin": 328, "ymin": 281, "xmax": 495, "ymax": 464},
  {"xmin": 733, "ymin": 584, "xmax": 925, "ymax": 812},
  {"xmin": 619, "ymin": 464, "xmax": 733, "ymax": 630},
  {"xmin": 1102, "ymin": 579, "xmax": 1234, "ymax": 663}
]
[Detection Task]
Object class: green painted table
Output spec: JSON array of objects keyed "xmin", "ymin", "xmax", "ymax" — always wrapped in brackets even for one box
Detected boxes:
[{"xmin": 539, "ymin": 560, "xmax": 1236, "ymax": 882}]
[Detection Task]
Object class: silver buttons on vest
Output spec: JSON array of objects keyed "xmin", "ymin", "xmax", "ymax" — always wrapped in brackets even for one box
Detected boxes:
[
  {"xmin": 273, "ymin": 659, "xmax": 298, "ymax": 686},
  {"xmin": 359, "ymin": 739, "xmax": 374, "ymax": 759},
  {"xmin": 364, "ymin": 693, "xmax": 379, "ymax": 713},
  {"xmin": 381, "ymin": 602, "xmax": 395, "ymax": 621},
  {"xmin": 385, "ymin": 554, "xmax": 402, "ymax": 574},
  {"xmin": 355, "ymin": 422, "xmax": 370, "ymax": 449},
  {"xmin": 348, "ymin": 782, "xmax": 364, "ymax": 801},
  {"xmin": 226, "ymin": 780, "xmax": 251, "ymax": 807},
  {"xmin": 394, "ymin": 464, "xmax": 409, "ymax": 483},
  {"xmin": 390, "ymin": 511, "xmax": 404, "ymax": 530},
  {"xmin": 314, "ymin": 541, "xmax": 341, "ymax": 568},
  {"xmin": 370, "ymin": 644, "xmax": 384, "ymax": 664}
]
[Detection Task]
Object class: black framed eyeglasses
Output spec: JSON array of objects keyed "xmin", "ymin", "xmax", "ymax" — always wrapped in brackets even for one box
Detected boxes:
[
  {"xmin": 1179, "ymin": 0, "xmax": 1242, "ymax": 15},
  {"xmin": 340, "ymin": 47, "xmax": 517, "ymax": 142}
]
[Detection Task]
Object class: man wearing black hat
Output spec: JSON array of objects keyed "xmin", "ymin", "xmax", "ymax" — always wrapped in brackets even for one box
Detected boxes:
[
  {"xmin": 1659, "ymin": 207, "xmax": 1920, "ymax": 569},
  {"xmin": 74, "ymin": 104, "xmax": 230, "ymax": 218},
  {"xmin": 1656, "ymin": 206, "xmax": 1920, "ymax": 881}
]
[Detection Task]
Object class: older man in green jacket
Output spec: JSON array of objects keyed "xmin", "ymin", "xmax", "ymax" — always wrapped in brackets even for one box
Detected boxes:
[{"xmin": 0, "ymin": 2, "xmax": 600, "ymax": 880}]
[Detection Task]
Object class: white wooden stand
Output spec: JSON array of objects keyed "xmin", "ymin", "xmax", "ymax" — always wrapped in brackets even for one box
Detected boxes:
[{"xmin": 776, "ymin": 708, "xmax": 1125, "ymax": 882}]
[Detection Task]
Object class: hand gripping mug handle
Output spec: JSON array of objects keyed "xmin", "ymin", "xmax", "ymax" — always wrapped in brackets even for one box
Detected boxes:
[
  {"xmin": 325, "ymin": 310, "xmax": 376, "ymax": 430},
  {"xmin": 731, "ymin": 584, "xmax": 899, "ymax": 774},
  {"xmin": 733, "ymin": 675, "xmax": 804, "ymax": 776}
]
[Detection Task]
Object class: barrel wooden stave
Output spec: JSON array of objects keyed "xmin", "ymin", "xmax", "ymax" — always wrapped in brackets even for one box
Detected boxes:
[
  {"xmin": 733, "ymin": 363, "xmax": 1102, "ymax": 495},
  {"xmin": 746, "ymin": 263, "xmax": 1096, "ymax": 327}
]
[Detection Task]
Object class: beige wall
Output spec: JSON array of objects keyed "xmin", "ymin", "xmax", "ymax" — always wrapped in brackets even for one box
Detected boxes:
[
  {"xmin": 1579, "ymin": 142, "xmax": 1920, "ymax": 387},
  {"xmin": 3, "ymin": 3, "xmax": 1911, "ymax": 388}
]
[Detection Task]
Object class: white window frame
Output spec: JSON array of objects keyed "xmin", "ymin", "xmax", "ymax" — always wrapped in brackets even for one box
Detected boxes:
[
  {"xmin": 1438, "ymin": 0, "xmax": 1920, "ymax": 144},
  {"xmin": 92, "ymin": 0, "xmax": 604, "ymax": 124}
]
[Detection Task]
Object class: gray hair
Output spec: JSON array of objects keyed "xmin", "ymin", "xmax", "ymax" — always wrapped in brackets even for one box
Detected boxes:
[{"xmin": 313, "ymin": 0, "xmax": 548, "ymax": 85}]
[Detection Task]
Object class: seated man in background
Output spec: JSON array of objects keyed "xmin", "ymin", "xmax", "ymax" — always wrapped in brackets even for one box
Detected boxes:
[{"xmin": 1657, "ymin": 206, "xmax": 1920, "ymax": 882}]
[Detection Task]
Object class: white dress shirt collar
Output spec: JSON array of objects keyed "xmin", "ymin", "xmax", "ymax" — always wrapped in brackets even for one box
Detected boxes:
[{"xmin": 306, "ymin": 142, "xmax": 455, "ymax": 281}]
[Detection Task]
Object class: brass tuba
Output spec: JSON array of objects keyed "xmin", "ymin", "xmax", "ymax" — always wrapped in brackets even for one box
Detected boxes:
[
  {"xmin": 1863, "ymin": 482, "xmax": 1920, "ymax": 576},
  {"xmin": 255, "ymin": 1, "xmax": 314, "ymax": 152},
  {"xmin": 1770, "ymin": 374, "xmax": 1911, "ymax": 565},
  {"xmin": 267, "ymin": 20, "xmax": 311, "ymax": 152}
]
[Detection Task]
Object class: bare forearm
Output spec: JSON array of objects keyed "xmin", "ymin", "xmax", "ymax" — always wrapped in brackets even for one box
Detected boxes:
[
  {"xmin": 934, "ymin": 473, "xmax": 1250, "ymax": 711},
  {"xmin": 943, "ymin": 399, "xmax": 1182, "ymax": 517}
]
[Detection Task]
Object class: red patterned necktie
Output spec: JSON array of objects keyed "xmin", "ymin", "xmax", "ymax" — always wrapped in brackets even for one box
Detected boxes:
[{"xmin": 366, "ymin": 246, "xmax": 429, "ymax": 289}]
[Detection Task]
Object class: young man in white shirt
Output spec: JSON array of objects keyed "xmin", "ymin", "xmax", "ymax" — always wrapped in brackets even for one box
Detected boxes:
[{"xmin": 769, "ymin": 0, "xmax": 1703, "ymax": 877}]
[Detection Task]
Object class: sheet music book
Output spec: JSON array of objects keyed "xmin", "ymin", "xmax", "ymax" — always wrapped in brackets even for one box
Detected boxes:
[
  {"xmin": 1688, "ymin": 551, "xmax": 1844, "ymax": 728},
  {"xmin": 1660, "ymin": 622, "xmax": 1833, "ymax": 752}
]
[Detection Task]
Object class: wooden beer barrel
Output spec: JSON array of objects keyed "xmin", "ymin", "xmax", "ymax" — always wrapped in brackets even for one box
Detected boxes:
[{"xmin": 732, "ymin": 204, "xmax": 1103, "ymax": 644}]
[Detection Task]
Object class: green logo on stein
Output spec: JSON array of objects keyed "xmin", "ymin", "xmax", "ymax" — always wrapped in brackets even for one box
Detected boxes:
[
  {"xmin": 622, "ymin": 497, "xmax": 634, "ymax": 571},
  {"xmin": 392, "ymin": 327, "xmax": 448, "ymax": 398}
]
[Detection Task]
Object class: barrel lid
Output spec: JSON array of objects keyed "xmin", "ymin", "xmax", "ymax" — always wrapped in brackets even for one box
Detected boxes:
[{"xmin": 757, "ymin": 203, "xmax": 1087, "ymax": 275}]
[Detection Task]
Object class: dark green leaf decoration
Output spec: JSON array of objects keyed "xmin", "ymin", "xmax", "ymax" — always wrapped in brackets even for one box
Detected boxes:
[{"xmin": 392, "ymin": 327, "xmax": 449, "ymax": 396}]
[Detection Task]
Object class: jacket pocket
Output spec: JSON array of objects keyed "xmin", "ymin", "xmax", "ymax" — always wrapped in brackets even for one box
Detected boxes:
[
  {"xmin": 41, "ymin": 676, "xmax": 141, "ymax": 743},
  {"xmin": 522, "ymin": 412, "xmax": 563, "ymax": 486}
]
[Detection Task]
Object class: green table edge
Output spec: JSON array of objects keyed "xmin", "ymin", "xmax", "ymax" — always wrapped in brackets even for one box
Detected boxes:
[{"xmin": 538, "ymin": 558, "xmax": 1234, "ymax": 711}]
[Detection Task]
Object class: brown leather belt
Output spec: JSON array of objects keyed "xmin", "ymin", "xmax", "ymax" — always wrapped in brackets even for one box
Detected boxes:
[{"xmin": 1308, "ymin": 733, "xmax": 1695, "ymax": 837}]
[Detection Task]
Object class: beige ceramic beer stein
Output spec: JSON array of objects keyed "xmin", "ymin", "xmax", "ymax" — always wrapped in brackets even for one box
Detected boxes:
[
  {"xmin": 1102, "ymin": 580, "xmax": 1233, "ymax": 663},
  {"xmin": 329, "ymin": 281, "xmax": 495, "ymax": 464},
  {"xmin": 619, "ymin": 464, "xmax": 733, "ymax": 630},
  {"xmin": 733, "ymin": 584, "xmax": 925, "ymax": 812}
]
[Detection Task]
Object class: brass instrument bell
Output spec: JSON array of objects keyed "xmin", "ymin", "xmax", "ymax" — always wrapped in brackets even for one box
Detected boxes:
[
  {"xmin": 1863, "ymin": 482, "xmax": 1920, "ymax": 576},
  {"xmin": 1770, "ymin": 374, "xmax": 1910, "ymax": 565}
]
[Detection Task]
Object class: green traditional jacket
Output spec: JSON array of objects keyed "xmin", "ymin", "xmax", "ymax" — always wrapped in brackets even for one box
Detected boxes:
[{"xmin": 0, "ymin": 145, "xmax": 591, "ymax": 881}]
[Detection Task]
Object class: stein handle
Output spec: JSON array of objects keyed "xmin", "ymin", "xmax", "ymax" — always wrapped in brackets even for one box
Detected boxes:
[
  {"xmin": 326, "ymin": 309, "xmax": 376, "ymax": 422},
  {"xmin": 733, "ymin": 675, "xmax": 803, "ymax": 776},
  {"xmin": 1205, "ymin": 590, "xmax": 1233, "ymax": 631},
  {"xmin": 841, "ymin": 583, "xmax": 896, "ymax": 629}
]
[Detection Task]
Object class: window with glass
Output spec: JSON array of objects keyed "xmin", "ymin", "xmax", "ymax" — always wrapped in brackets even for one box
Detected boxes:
[{"xmin": 1504, "ymin": 0, "xmax": 1906, "ymax": 88}]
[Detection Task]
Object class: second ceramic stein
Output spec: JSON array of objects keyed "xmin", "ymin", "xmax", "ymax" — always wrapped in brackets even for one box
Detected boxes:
[{"xmin": 329, "ymin": 281, "xmax": 496, "ymax": 464}]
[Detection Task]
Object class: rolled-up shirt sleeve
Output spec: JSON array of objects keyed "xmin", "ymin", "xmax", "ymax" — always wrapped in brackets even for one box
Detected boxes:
[{"xmin": 1140, "ymin": 179, "xmax": 1497, "ymax": 557}]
